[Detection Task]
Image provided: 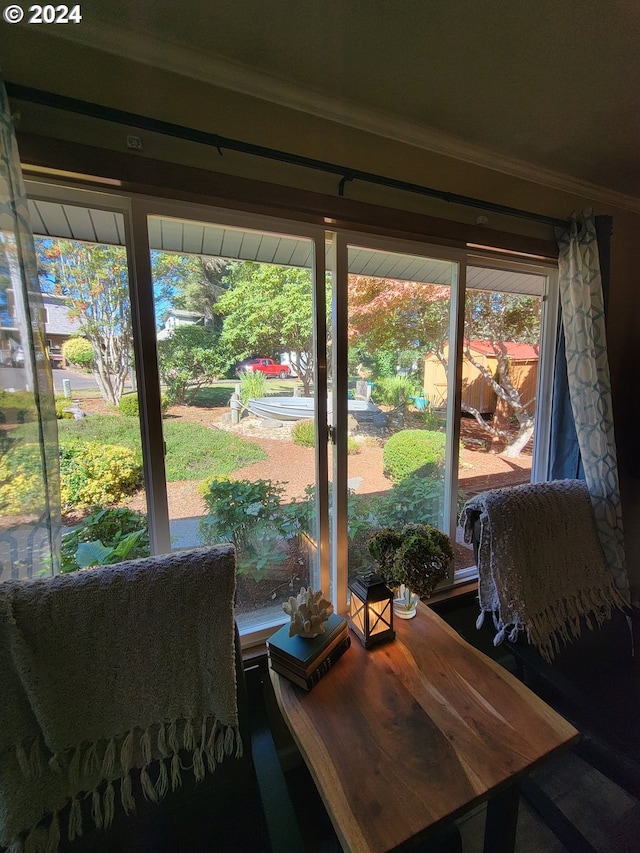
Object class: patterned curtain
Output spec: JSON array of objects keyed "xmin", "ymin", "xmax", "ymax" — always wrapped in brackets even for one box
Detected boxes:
[
  {"xmin": 0, "ymin": 76, "xmax": 61, "ymax": 578},
  {"xmin": 556, "ymin": 211, "xmax": 627, "ymax": 595}
]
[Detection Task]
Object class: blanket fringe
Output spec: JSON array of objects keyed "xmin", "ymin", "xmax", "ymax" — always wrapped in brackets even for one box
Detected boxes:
[
  {"xmin": 120, "ymin": 770, "xmax": 136, "ymax": 814},
  {"xmin": 91, "ymin": 790, "xmax": 103, "ymax": 830},
  {"xmin": 7, "ymin": 717, "xmax": 243, "ymax": 853},
  {"xmin": 100, "ymin": 737, "xmax": 116, "ymax": 778},
  {"xmin": 103, "ymin": 782, "xmax": 115, "ymax": 830},
  {"xmin": 170, "ymin": 750, "xmax": 182, "ymax": 791},
  {"xmin": 525, "ymin": 582, "xmax": 626, "ymax": 663},
  {"xmin": 46, "ymin": 813, "xmax": 60, "ymax": 853},
  {"xmin": 67, "ymin": 797, "xmax": 82, "ymax": 842}
]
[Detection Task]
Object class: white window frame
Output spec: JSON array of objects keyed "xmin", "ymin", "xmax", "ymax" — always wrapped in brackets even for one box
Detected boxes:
[{"xmin": 24, "ymin": 178, "xmax": 559, "ymax": 642}]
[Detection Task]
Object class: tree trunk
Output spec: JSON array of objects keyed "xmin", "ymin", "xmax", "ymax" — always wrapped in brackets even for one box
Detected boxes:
[{"xmin": 503, "ymin": 420, "xmax": 535, "ymax": 458}]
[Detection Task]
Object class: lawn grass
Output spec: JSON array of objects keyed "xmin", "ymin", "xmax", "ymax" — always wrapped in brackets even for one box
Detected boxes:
[{"xmin": 57, "ymin": 415, "xmax": 267, "ymax": 481}]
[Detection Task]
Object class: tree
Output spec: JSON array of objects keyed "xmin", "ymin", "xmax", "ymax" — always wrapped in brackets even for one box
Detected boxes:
[
  {"xmin": 348, "ymin": 276, "xmax": 451, "ymax": 359},
  {"xmin": 151, "ymin": 253, "xmax": 230, "ymax": 329},
  {"xmin": 157, "ymin": 325, "xmax": 224, "ymax": 404},
  {"xmin": 216, "ymin": 263, "xmax": 316, "ymax": 395},
  {"xmin": 37, "ymin": 239, "xmax": 132, "ymax": 406},
  {"xmin": 348, "ymin": 275, "xmax": 541, "ymax": 455},
  {"xmin": 462, "ymin": 292, "xmax": 540, "ymax": 457}
]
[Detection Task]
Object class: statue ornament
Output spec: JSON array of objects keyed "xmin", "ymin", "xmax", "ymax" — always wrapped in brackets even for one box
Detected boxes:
[{"xmin": 283, "ymin": 587, "xmax": 334, "ymax": 638}]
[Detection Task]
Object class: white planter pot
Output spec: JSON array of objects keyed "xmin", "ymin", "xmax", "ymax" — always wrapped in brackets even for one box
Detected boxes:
[{"xmin": 393, "ymin": 586, "xmax": 419, "ymax": 619}]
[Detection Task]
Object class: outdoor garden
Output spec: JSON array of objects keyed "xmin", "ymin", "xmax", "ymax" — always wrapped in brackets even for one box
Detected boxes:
[{"xmin": 0, "ymin": 236, "xmax": 537, "ymax": 616}]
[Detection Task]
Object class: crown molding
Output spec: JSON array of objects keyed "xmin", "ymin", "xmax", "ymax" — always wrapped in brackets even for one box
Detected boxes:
[{"xmin": 38, "ymin": 24, "xmax": 640, "ymax": 214}]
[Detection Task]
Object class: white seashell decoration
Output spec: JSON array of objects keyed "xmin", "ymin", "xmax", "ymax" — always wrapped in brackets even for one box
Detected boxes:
[{"xmin": 283, "ymin": 587, "xmax": 334, "ymax": 638}]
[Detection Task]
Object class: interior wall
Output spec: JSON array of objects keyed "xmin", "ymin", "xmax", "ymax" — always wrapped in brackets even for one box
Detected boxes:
[{"xmin": 3, "ymin": 29, "xmax": 639, "ymax": 592}]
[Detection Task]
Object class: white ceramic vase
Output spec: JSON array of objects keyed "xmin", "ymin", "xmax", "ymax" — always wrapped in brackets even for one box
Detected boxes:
[{"xmin": 392, "ymin": 585, "xmax": 419, "ymax": 619}]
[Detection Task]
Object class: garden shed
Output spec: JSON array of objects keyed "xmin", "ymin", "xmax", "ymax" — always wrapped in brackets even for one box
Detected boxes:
[{"xmin": 423, "ymin": 340, "xmax": 539, "ymax": 421}]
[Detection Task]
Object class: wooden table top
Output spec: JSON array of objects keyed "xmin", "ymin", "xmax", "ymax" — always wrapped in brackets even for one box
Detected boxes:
[{"xmin": 270, "ymin": 602, "xmax": 579, "ymax": 853}]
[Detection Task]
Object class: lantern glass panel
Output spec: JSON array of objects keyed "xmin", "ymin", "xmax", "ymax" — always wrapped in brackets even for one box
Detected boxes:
[
  {"xmin": 369, "ymin": 599, "xmax": 392, "ymax": 635},
  {"xmin": 350, "ymin": 596, "xmax": 366, "ymax": 636}
]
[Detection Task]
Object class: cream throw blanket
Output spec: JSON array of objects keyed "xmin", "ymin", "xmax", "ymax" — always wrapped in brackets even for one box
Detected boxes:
[
  {"xmin": 460, "ymin": 479, "xmax": 626, "ymax": 662},
  {"xmin": 0, "ymin": 545, "xmax": 240, "ymax": 853}
]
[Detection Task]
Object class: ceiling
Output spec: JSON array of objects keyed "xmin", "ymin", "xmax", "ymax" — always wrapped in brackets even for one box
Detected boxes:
[
  {"xmin": 29, "ymin": 200, "xmax": 546, "ymax": 295},
  {"xmin": 31, "ymin": 0, "xmax": 640, "ymax": 201}
]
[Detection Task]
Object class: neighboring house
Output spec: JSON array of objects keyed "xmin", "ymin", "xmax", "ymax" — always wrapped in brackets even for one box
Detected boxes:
[
  {"xmin": 423, "ymin": 340, "xmax": 539, "ymax": 421},
  {"xmin": 42, "ymin": 293, "xmax": 83, "ymax": 365},
  {"xmin": 156, "ymin": 309, "xmax": 212, "ymax": 340},
  {"xmin": 0, "ymin": 291, "xmax": 82, "ymax": 367}
]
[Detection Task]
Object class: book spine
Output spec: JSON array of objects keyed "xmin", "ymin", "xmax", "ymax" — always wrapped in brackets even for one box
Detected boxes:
[
  {"xmin": 305, "ymin": 635, "xmax": 351, "ymax": 688},
  {"xmin": 270, "ymin": 634, "xmax": 351, "ymax": 690},
  {"xmin": 269, "ymin": 627, "xmax": 349, "ymax": 677}
]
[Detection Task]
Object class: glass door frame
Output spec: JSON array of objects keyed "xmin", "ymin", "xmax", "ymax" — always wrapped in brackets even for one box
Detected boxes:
[
  {"xmin": 465, "ymin": 252, "xmax": 559, "ymax": 484},
  {"xmin": 24, "ymin": 177, "xmax": 560, "ymax": 638},
  {"xmin": 128, "ymin": 197, "xmax": 331, "ymax": 595},
  {"xmin": 332, "ymin": 230, "xmax": 467, "ymax": 604}
]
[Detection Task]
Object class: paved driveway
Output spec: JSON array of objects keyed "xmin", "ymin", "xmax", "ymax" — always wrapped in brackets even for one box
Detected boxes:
[{"xmin": 0, "ymin": 366, "xmax": 98, "ymax": 394}]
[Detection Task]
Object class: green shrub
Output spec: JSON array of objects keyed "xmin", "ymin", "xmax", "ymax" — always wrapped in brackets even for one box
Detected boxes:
[
  {"xmin": 55, "ymin": 396, "xmax": 74, "ymax": 419},
  {"xmin": 0, "ymin": 444, "xmax": 46, "ymax": 516},
  {"xmin": 59, "ymin": 440, "xmax": 143, "ymax": 509},
  {"xmin": 199, "ymin": 477, "xmax": 293, "ymax": 578},
  {"xmin": 292, "ymin": 419, "xmax": 315, "ymax": 447},
  {"xmin": 62, "ymin": 336, "xmax": 93, "ymax": 370},
  {"xmin": 421, "ymin": 409, "xmax": 443, "ymax": 431},
  {"xmin": 157, "ymin": 325, "xmax": 223, "ymax": 405},
  {"xmin": 382, "ymin": 429, "xmax": 447, "ymax": 482},
  {"xmin": 239, "ymin": 370, "xmax": 267, "ymax": 404},
  {"xmin": 118, "ymin": 392, "xmax": 169, "ymax": 418},
  {"xmin": 372, "ymin": 376, "xmax": 419, "ymax": 407},
  {"xmin": 61, "ymin": 506, "xmax": 149, "ymax": 573},
  {"xmin": 374, "ymin": 474, "xmax": 444, "ymax": 529}
]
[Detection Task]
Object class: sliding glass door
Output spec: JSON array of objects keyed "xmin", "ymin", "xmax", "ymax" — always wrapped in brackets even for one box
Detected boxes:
[
  {"xmin": 136, "ymin": 206, "xmax": 328, "ymax": 632},
  {"xmin": 21, "ymin": 180, "xmax": 558, "ymax": 643},
  {"xmin": 329, "ymin": 235, "xmax": 464, "ymax": 607}
]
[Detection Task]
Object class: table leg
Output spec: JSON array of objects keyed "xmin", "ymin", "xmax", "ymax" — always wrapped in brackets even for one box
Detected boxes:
[{"xmin": 483, "ymin": 785, "xmax": 519, "ymax": 853}]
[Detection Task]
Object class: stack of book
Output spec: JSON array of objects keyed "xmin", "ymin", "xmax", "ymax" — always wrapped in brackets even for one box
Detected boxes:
[{"xmin": 267, "ymin": 613, "xmax": 350, "ymax": 691}]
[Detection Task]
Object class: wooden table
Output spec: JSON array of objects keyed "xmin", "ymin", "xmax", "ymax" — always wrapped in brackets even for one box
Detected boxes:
[{"xmin": 270, "ymin": 602, "xmax": 578, "ymax": 853}]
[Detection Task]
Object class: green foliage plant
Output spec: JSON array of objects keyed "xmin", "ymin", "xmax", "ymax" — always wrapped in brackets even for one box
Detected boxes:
[
  {"xmin": 60, "ymin": 506, "xmax": 149, "ymax": 572},
  {"xmin": 118, "ymin": 392, "xmax": 169, "ymax": 418},
  {"xmin": 74, "ymin": 533, "xmax": 147, "ymax": 569},
  {"xmin": 0, "ymin": 443, "xmax": 46, "ymax": 517},
  {"xmin": 157, "ymin": 325, "xmax": 224, "ymax": 405},
  {"xmin": 368, "ymin": 522, "xmax": 453, "ymax": 601},
  {"xmin": 421, "ymin": 409, "xmax": 443, "ymax": 431},
  {"xmin": 375, "ymin": 474, "xmax": 444, "ymax": 530},
  {"xmin": 292, "ymin": 419, "xmax": 314, "ymax": 447},
  {"xmin": 62, "ymin": 336, "xmax": 93, "ymax": 370},
  {"xmin": 199, "ymin": 477, "xmax": 294, "ymax": 578},
  {"xmin": 372, "ymin": 375, "xmax": 419, "ymax": 407},
  {"xmin": 382, "ymin": 429, "xmax": 447, "ymax": 482},
  {"xmin": 59, "ymin": 440, "xmax": 142, "ymax": 509},
  {"xmin": 55, "ymin": 396, "xmax": 74, "ymax": 419},
  {"xmin": 239, "ymin": 370, "xmax": 267, "ymax": 404}
]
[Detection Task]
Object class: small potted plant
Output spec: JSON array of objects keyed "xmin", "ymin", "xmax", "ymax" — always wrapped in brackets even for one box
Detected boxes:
[{"xmin": 368, "ymin": 523, "xmax": 453, "ymax": 618}]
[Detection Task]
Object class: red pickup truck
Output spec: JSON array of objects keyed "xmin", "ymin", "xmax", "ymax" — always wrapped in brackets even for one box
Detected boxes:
[{"xmin": 236, "ymin": 358, "xmax": 290, "ymax": 379}]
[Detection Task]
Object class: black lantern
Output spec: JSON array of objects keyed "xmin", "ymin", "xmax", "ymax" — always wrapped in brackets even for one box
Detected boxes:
[{"xmin": 348, "ymin": 573, "xmax": 395, "ymax": 648}]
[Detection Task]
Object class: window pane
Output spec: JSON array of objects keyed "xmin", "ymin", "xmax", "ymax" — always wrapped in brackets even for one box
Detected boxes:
[
  {"xmin": 34, "ymin": 235, "xmax": 149, "ymax": 575},
  {"xmin": 148, "ymin": 216, "xmax": 321, "ymax": 633},
  {"xmin": 346, "ymin": 245, "xmax": 455, "ymax": 587},
  {"xmin": 453, "ymin": 267, "xmax": 545, "ymax": 574}
]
